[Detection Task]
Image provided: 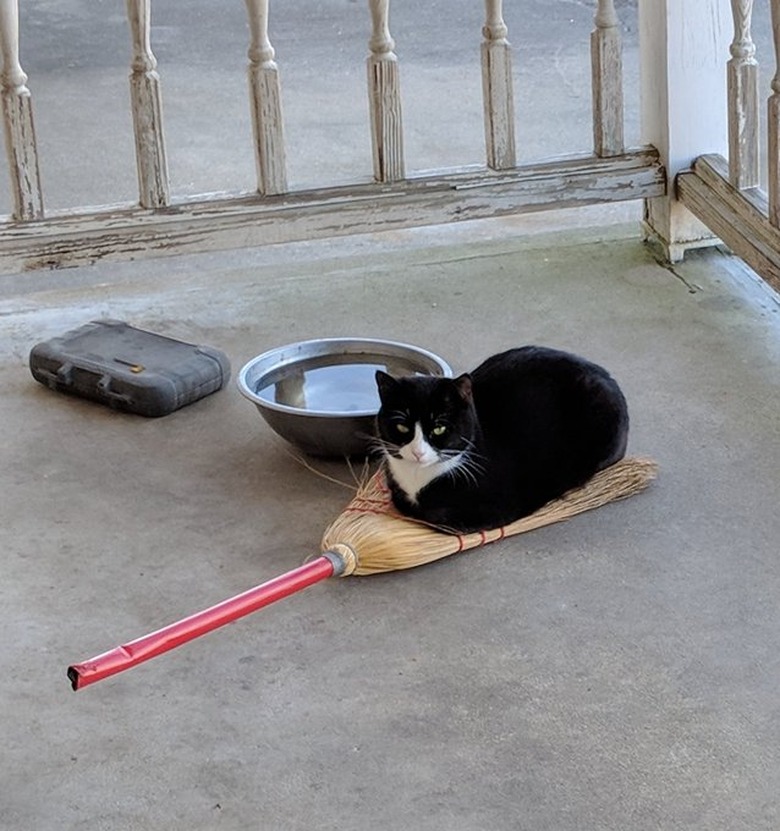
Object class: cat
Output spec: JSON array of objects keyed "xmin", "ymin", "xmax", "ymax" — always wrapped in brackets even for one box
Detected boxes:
[{"xmin": 374, "ymin": 345, "xmax": 629, "ymax": 534}]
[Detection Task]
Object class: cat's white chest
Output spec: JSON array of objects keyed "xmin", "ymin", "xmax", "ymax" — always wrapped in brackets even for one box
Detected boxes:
[{"xmin": 386, "ymin": 424, "xmax": 462, "ymax": 504}]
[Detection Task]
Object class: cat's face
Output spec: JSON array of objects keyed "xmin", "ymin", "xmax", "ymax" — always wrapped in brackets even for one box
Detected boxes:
[{"xmin": 374, "ymin": 371, "xmax": 476, "ymax": 466}]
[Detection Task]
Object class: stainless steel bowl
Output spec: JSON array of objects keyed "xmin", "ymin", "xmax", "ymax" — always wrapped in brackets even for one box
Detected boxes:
[{"xmin": 237, "ymin": 338, "xmax": 452, "ymax": 457}]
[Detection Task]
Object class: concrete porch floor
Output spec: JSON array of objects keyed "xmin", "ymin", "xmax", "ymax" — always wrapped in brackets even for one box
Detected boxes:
[{"xmin": 2, "ymin": 211, "xmax": 780, "ymax": 829}]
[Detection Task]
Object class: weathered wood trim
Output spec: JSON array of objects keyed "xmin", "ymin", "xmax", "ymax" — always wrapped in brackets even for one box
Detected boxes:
[
  {"xmin": 0, "ymin": 148, "xmax": 663, "ymax": 274},
  {"xmin": 677, "ymin": 153, "xmax": 780, "ymax": 291}
]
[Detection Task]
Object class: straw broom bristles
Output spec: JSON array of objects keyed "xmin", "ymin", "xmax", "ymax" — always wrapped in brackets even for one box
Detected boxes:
[{"xmin": 321, "ymin": 456, "xmax": 658, "ymax": 575}]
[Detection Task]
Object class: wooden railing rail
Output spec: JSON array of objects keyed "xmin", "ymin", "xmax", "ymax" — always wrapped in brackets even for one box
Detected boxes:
[{"xmin": 0, "ymin": 0, "xmax": 662, "ymax": 275}]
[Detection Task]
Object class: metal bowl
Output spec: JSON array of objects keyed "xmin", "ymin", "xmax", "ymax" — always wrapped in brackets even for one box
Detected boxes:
[{"xmin": 237, "ymin": 338, "xmax": 452, "ymax": 457}]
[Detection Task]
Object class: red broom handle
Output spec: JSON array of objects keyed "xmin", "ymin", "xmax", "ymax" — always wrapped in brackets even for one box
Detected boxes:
[{"xmin": 68, "ymin": 554, "xmax": 337, "ymax": 691}]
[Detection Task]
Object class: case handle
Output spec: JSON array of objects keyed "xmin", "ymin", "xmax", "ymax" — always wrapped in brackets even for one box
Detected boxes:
[
  {"xmin": 34, "ymin": 362, "xmax": 73, "ymax": 389},
  {"xmin": 97, "ymin": 374, "xmax": 132, "ymax": 407}
]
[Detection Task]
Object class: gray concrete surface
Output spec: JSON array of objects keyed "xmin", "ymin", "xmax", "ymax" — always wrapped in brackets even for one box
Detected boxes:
[{"xmin": 2, "ymin": 213, "xmax": 780, "ymax": 830}]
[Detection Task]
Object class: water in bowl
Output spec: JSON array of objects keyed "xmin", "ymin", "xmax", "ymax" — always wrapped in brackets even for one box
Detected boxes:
[{"xmin": 256, "ymin": 354, "xmax": 425, "ymax": 413}]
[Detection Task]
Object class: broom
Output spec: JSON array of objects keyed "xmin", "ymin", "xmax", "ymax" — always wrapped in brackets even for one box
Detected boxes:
[{"xmin": 67, "ymin": 455, "xmax": 656, "ymax": 690}]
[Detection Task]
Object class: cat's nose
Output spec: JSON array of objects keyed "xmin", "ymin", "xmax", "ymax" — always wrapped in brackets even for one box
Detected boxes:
[{"xmin": 412, "ymin": 448, "xmax": 426, "ymax": 462}]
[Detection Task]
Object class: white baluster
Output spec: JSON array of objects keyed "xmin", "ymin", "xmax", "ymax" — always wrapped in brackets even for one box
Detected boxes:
[
  {"xmin": 591, "ymin": 0, "xmax": 624, "ymax": 157},
  {"xmin": 481, "ymin": 0, "xmax": 516, "ymax": 170},
  {"xmin": 0, "ymin": 0, "xmax": 43, "ymax": 219},
  {"xmin": 367, "ymin": 0, "xmax": 404, "ymax": 183},
  {"xmin": 769, "ymin": 0, "xmax": 780, "ymax": 225},
  {"xmin": 728, "ymin": 0, "xmax": 759, "ymax": 189},
  {"xmin": 245, "ymin": 0, "xmax": 287, "ymax": 195},
  {"xmin": 126, "ymin": 0, "xmax": 169, "ymax": 208}
]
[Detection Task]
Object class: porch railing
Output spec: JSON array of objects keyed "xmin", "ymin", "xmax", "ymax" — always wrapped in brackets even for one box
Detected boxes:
[
  {"xmin": 0, "ymin": 0, "xmax": 664, "ymax": 275},
  {"xmin": 7, "ymin": 0, "xmax": 780, "ymax": 303},
  {"xmin": 677, "ymin": 0, "xmax": 780, "ymax": 293}
]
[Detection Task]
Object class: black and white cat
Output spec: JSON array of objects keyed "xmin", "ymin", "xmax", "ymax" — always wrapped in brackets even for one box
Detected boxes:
[{"xmin": 374, "ymin": 345, "xmax": 629, "ymax": 534}]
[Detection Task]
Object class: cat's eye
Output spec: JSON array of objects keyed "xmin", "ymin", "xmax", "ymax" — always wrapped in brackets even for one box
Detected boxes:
[
  {"xmin": 395, "ymin": 423, "xmax": 411, "ymax": 434},
  {"xmin": 432, "ymin": 424, "xmax": 448, "ymax": 436}
]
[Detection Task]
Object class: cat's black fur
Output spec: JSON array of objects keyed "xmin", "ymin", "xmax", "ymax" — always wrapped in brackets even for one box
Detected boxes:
[{"xmin": 374, "ymin": 345, "xmax": 629, "ymax": 533}]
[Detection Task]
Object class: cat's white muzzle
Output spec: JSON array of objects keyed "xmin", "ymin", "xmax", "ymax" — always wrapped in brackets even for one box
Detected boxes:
[
  {"xmin": 387, "ymin": 425, "xmax": 463, "ymax": 503},
  {"xmin": 402, "ymin": 426, "xmax": 440, "ymax": 466}
]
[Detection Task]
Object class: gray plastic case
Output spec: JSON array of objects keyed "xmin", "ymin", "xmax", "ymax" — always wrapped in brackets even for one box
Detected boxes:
[{"xmin": 29, "ymin": 320, "xmax": 231, "ymax": 417}]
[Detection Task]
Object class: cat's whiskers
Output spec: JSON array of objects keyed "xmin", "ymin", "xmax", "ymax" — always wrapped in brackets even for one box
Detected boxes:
[
  {"xmin": 369, "ymin": 435, "xmax": 403, "ymax": 460},
  {"xmin": 441, "ymin": 444, "xmax": 484, "ymax": 489}
]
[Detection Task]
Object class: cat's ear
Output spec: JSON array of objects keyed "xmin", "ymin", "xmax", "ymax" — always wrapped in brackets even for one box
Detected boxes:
[
  {"xmin": 453, "ymin": 373, "xmax": 473, "ymax": 404},
  {"xmin": 375, "ymin": 370, "xmax": 398, "ymax": 399}
]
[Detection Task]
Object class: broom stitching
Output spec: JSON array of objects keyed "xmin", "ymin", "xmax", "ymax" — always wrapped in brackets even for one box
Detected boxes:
[{"xmin": 342, "ymin": 506, "xmax": 396, "ymax": 518}]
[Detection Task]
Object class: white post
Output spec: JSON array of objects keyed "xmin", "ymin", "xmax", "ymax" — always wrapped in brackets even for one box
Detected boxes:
[
  {"xmin": 0, "ymin": 0, "xmax": 43, "ymax": 220},
  {"xmin": 481, "ymin": 0, "xmax": 516, "ymax": 170},
  {"xmin": 367, "ymin": 0, "xmax": 404, "ymax": 183},
  {"xmin": 728, "ymin": 0, "xmax": 759, "ymax": 189},
  {"xmin": 639, "ymin": 0, "xmax": 731, "ymax": 262},
  {"xmin": 769, "ymin": 0, "xmax": 780, "ymax": 226},
  {"xmin": 591, "ymin": 0, "xmax": 624, "ymax": 157},
  {"xmin": 245, "ymin": 0, "xmax": 287, "ymax": 195},
  {"xmin": 126, "ymin": 0, "xmax": 169, "ymax": 209}
]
